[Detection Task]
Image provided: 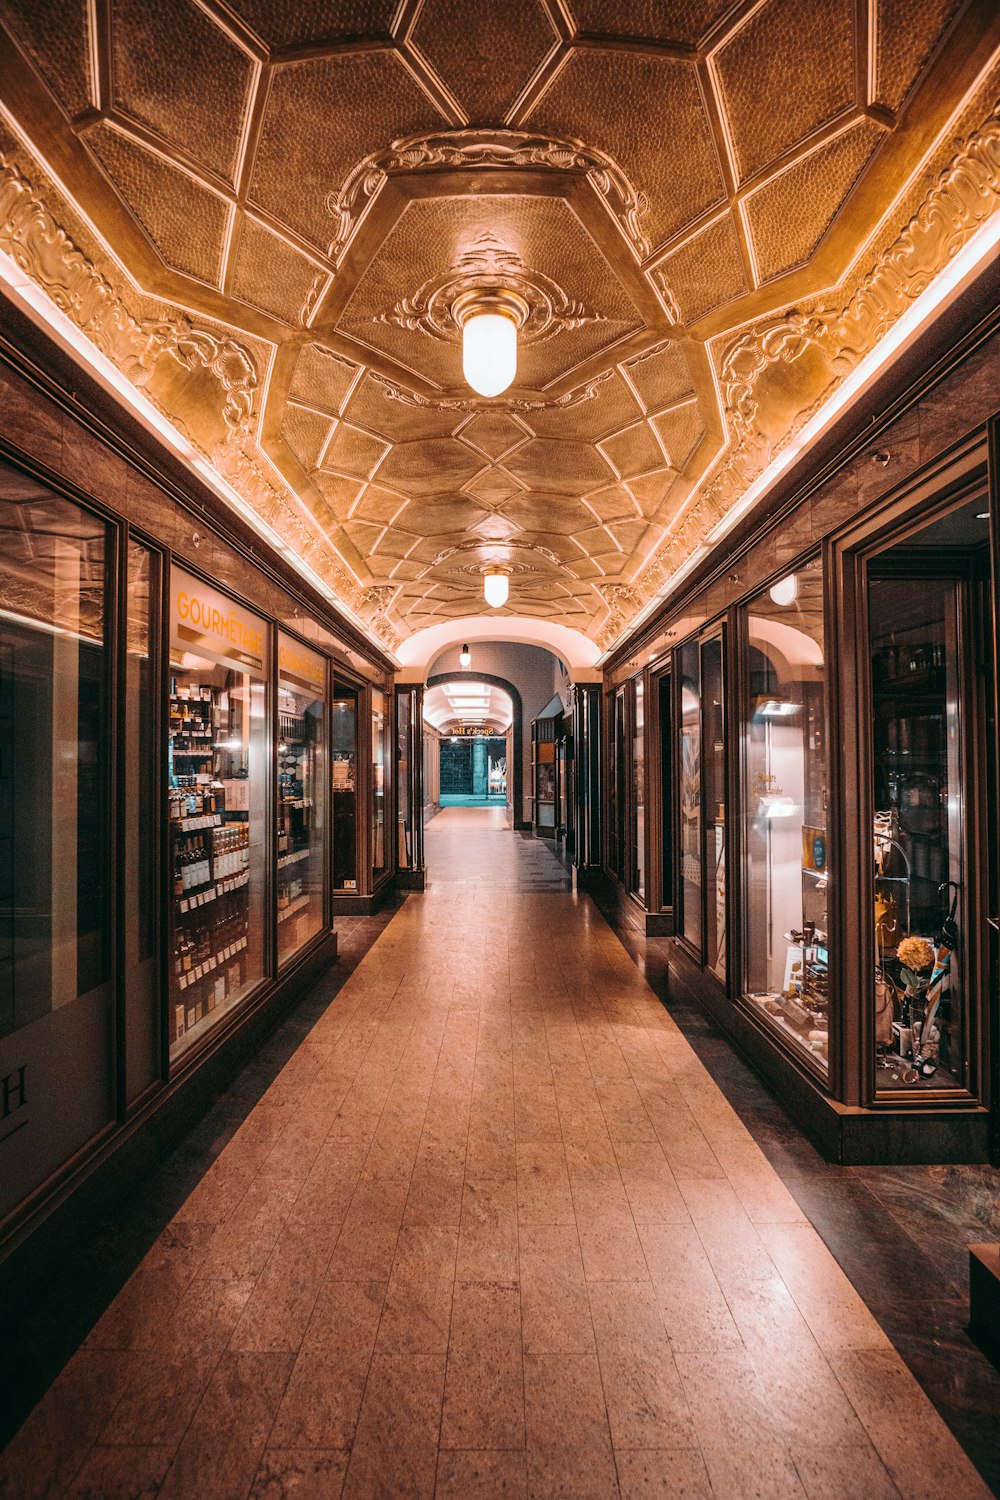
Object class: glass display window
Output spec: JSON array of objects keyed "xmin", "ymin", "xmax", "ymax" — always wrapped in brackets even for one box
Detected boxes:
[
  {"xmin": 333, "ymin": 679, "xmax": 358, "ymax": 890},
  {"xmin": 168, "ymin": 568, "xmax": 268, "ymax": 1058},
  {"xmin": 277, "ymin": 632, "xmax": 327, "ymax": 965},
  {"xmin": 678, "ymin": 640, "xmax": 702, "ymax": 954},
  {"xmin": 372, "ymin": 687, "xmax": 388, "ymax": 879},
  {"xmin": 701, "ymin": 634, "xmax": 726, "ymax": 982},
  {"xmin": 124, "ymin": 540, "xmax": 160, "ymax": 1101},
  {"xmin": 0, "ymin": 469, "xmax": 114, "ymax": 1221},
  {"xmin": 631, "ymin": 677, "xmax": 645, "ymax": 899},
  {"xmin": 866, "ymin": 497, "xmax": 990, "ymax": 1097},
  {"xmin": 742, "ymin": 558, "xmax": 829, "ymax": 1075},
  {"xmin": 397, "ymin": 689, "xmax": 412, "ymax": 869}
]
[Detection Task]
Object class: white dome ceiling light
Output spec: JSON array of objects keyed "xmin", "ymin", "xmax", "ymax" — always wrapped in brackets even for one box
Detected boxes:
[{"xmin": 453, "ymin": 289, "xmax": 527, "ymax": 399}]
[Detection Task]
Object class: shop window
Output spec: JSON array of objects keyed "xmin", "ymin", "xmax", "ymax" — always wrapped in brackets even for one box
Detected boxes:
[
  {"xmin": 277, "ymin": 632, "xmax": 327, "ymax": 965},
  {"xmin": 168, "ymin": 568, "xmax": 268, "ymax": 1058},
  {"xmin": 658, "ymin": 675, "xmax": 673, "ymax": 913},
  {"xmin": 397, "ymin": 689, "xmax": 412, "ymax": 868},
  {"xmin": 372, "ymin": 687, "xmax": 388, "ymax": 878},
  {"xmin": 0, "ymin": 470, "xmax": 113, "ymax": 1221},
  {"xmin": 333, "ymin": 679, "xmax": 358, "ymax": 890},
  {"xmin": 678, "ymin": 640, "xmax": 702, "ymax": 954},
  {"xmin": 702, "ymin": 634, "xmax": 726, "ymax": 982},
  {"xmin": 124, "ymin": 540, "xmax": 160, "ymax": 1101},
  {"xmin": 867, "ymin": 498, "xmax": 990, "ymax": 1096},
  {"xmin": 631, "ymin": 677, "xmax": 645, "ymax": 900},
  {"xmin": 743, "ymin": 559, "xmax": 829, "ymax": 1074}
]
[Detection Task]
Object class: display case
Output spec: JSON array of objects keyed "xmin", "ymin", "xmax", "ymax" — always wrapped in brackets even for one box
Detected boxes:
[
  {"xmin": 678, "ymin": 640, "xmax": 702, "ymax": 954},
  {"xmin": 742, "ymin": 557, "xmax": 829, "ymax": 1076},
  {"xmin": 631, "ymin": 678, "xmax": 645, "ymax": 900},
  {"xmin": 168, "ymin": 569, "xmax": 267, "ymax": 1058},
  {"xmin": 277, "ymin": 632, "xmax": 327, "ymax": 966},
  {"xmin": 865, "ymin": 496, "xmax": 988, "ymax": 1099},
  {"xmin": 372, "ymin": 687, "xmax": 389, "ymax": 880},
  {"xmin": 333, "ymin": 677, "xmax": 359, "ymax": 891},
  {"xmin": 701, "ymin": 633, "xmax": 726, "ymax": 983}
]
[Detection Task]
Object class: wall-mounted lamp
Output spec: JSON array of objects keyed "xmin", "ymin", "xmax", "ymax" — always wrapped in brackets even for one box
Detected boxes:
[{"xmin": 769, "ymin": 574, "xmax": 798, "ymax": 607}]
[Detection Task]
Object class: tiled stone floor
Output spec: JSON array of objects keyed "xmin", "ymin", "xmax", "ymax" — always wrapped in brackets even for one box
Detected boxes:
[{"xmin": 0, "ymin": 811, "xmax": 995, "ymax": 1498}]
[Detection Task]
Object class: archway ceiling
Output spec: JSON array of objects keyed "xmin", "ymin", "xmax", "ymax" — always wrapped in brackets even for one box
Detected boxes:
[{"xmin": 1, "ymin": 0, "xmax": 998, "ymax": 656}]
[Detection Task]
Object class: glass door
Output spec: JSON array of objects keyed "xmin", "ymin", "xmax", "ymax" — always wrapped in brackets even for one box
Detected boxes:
[
  {"xmin": 678, "ymin": 640, "xmax": 702, "ymax": 956},
  {"xmin": 701, "ymin": 634, "xmax": 726, "ymax": 982},
  {"xmin": 332, "ymin": 677, "xmax": 358, "ymax": 891},
  {"xmin": 276, "ymin": 633, "xmax": 327, "ymax": 964}
]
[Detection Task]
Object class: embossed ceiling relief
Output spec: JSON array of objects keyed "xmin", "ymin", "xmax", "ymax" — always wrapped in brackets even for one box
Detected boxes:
[{"xmin": 0, "ymin": 0, "xmax": 997, "ymax": 657}]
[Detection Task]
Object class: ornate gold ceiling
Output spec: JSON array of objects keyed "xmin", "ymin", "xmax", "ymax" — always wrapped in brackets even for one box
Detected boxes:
[{"xmin": 0, "ymin": 1, "xmax": 998, "ymax": 655}]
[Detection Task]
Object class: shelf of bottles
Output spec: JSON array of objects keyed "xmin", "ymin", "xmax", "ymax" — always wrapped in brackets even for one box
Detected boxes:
[
  {"xmin": 169, "ymin": 682, "xmax": 252, "ymax": 1047},
  {"xmin": 168, "ymin": 568, "xmax": 267, "ymax": 1059}
]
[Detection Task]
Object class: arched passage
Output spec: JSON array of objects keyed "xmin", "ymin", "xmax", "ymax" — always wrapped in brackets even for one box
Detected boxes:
[{"xmin": 427, "ymin": 671, "xmax": 526, "ymax": 828}]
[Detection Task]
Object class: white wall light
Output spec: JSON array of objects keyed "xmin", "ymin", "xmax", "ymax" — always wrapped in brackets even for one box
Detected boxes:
[{"xmin": 769, "ymin": 574, "xmax": 798, "ymax": 607}]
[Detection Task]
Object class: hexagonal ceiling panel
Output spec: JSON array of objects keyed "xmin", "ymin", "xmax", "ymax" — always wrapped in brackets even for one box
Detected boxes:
[{"xmin": 0, "ymin": 0, "xmax": 997, "ymax": 655}]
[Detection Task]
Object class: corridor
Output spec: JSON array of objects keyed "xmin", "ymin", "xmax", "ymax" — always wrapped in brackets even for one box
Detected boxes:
[{"xmin": 0, "ymin": 816, "xmax": 990, "ymax": 1499}]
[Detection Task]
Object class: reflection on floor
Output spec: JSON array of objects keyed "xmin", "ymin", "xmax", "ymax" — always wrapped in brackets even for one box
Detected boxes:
[{"xmin": 0, "ymin": 813, "xmax": 995, "ymax": 1498}]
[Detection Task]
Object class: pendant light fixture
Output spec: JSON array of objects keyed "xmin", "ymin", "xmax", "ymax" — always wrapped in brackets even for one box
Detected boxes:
[
  {"xmin": 483, "ymin": 570, "xmax": 509, "ymax": 608},
  {"xmin": 453, "ymin": 289, "xmax": 527, "ymax": 399},
  {"xmin": 459, "ymin": 643, "xmax": 471, "ymax": 668}
]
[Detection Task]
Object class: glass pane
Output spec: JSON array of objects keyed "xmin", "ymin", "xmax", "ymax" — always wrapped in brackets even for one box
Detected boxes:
[
  {"xmin": 743, "ymin": 561, "xmax": 828, "ymax": 1074},
  {"xmin": 372, "ymin": 688, "xmax": 387, "ymax": 877},
  {"xmin": 631, "ymin": 678, "xmax": 645, "ymax": 898},
  {"xmin": 277, "ymin": 633, "xmax": 327, "ymax": 964},
  {"xmin": 124, "ymin": 540, "xmax": 159, "ymax": 1100},
  {"xmin": 397, "ymin": 691, "xmax": 412, "ymax": 869},
  {"xmin": 168, "ymin": 569, "xmax": 268, "ymax": 1058},
  {"xmin": 0, "ymin": 468, "xmax": 113, "ymax": 1220},
  {"xmin": 679, "ymin": 640, "xmax": 702, "ymax": 953},
  {"xmin": 870, "ymin": 575, "xmax": 964, "ymax": 1091},
  {"xmin": 658, "ymin": 677, "xmax": 673, "ymax": 909},
  {"xmin": 702, "ymin": 638, "xmax": 726, "ymax": 981},
  {"xmin": 333, "ymin": 681, "xmax": 358, "ymax": 890}
]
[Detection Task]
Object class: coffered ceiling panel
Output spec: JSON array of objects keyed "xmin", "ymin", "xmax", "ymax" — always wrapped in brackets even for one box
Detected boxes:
[
  {"xmin": 565, "ymin": 1, "xmax": 738, "ymax": 45},
  {"xmin": 249, "ymin": 53, "xmax": 444, "ymax": 246},
  {"xmin": 714, "ymin": 0, "xmax": 856, "ymax": 181},
  {"xmin": 111, "ymin": 0, "xmax": 255, "ymax": 181},
  {"xmin": 0, "ymin": 0, "xmax": 996, "ymax": 658},
  {"xmin": 85, "ymin": 122, "xmax": 230, "ymax": 285},
  {"xmin": 411, "ymin": 0, "xmax": 557, "ymax": 121},
  {"xmin": 526, "ymin": 50, "xmax": 726, "ymax": 248},
  {"xmin": 337, "ymin": 195, "xmax": 644, "ymax": 388},
  {"xmin": 226, "ymin": 1, "xmax": 399, "ymax": 50}
]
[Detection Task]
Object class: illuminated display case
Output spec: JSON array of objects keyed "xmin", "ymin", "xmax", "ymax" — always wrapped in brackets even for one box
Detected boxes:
[
  {"xmin": 277, "ymin": 633, "xmax": 327, "ymax": 966},
  {"xmin": 167, "ymin": 568, "xmax": 268, "ymax": 1057}
]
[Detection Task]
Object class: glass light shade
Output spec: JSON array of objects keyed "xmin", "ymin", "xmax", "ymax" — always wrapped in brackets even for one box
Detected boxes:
[
  {"xmin": 483, "ymin": 571, "xmax": 509, "ymax": 608},
  {"xmin": 463, "ymin": 311, "xmax": 517, "ymax": 398},
  {"xmin": 769, "ymin": 574, "xmax": 798, "ymax": 607},
  {"xmin": 459, "ymin": 644, "xmax": 471, "ymax": 667}
]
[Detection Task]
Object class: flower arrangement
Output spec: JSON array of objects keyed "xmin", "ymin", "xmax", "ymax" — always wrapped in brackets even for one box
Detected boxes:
[{"xmin": 897, "ymin": 935, "xmax": 934, "ymax": 996}]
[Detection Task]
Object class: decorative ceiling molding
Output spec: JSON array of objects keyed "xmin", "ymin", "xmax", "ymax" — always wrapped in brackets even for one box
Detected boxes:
[
  {"xmin": 376, "ymin": 234, "xmax": 605, "ymax": 346},
  {"xmin": 0, "ymin": 153, "xmax": 257, "ymax": 435},
  {"xmin": 325, "ymin": 127, "xmax": 651, "ymax": 265},
  {"xmin": 631, "ymin": 97, "xmax": 1000, "ymax": 611},
  {"xmin": 369, "ymin": 367, "xmax": 617, "ymax": 413},
  {"xmin": 0, "ymin": 0, "xmax": 995, "ymax": 658}
]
